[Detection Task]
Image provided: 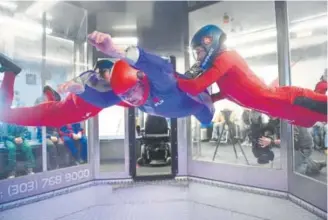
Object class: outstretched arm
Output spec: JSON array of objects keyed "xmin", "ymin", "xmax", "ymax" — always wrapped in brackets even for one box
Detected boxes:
[
  {"xmin": 0, "ymin": 94, "xmax": 102, "ymax": 127},
  {"xmin": 177, "ymin": 51, "xmax": 241, "ymax": 96},
  {"xmin": 88, "ymin": 31, "xmax": 176, "ymax": 91}
]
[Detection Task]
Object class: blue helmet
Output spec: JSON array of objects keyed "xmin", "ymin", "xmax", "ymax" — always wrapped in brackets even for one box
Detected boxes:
[
  {"xmin": 94, "ymin": 59, "xmax": 114, "ymax": 71},
  {"xmin": 94, "ymin": 59, "xmax": 114, "ymax": 78},
  {"xmin": 191, "ymin": 25, "xmax": 226, "ymax": 70}
]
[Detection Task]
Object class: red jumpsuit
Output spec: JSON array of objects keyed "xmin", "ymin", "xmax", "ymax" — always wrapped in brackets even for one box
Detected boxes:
[
  {"xmin": 0, "ymin": 71, "xmax": 103, "ymax": 127},
  {"xmin": 177, "ymin": 50, "xmax": 327, "ymax": 127}
]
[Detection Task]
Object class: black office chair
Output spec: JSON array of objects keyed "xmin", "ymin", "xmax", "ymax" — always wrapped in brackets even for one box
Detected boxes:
[{"xmin": 137, "ymin": 115, "xmax": 171, "ymax": 166}]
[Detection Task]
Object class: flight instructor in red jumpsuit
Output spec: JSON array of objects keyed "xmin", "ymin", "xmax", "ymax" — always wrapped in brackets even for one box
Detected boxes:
[{"xmin": 177, "ymin": 24, "xmax": 327, "ymax": 128}]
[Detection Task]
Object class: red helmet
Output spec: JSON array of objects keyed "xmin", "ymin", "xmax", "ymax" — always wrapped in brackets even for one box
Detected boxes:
[{"xmin": 110, "ymin": 60, "xmax": 150, "ymax": 106}]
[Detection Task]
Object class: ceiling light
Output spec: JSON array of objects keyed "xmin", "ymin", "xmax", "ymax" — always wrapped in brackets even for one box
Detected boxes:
[
  {"xmin": 112, "ymin": 25, "xmax": 137, "ymax": 31},
  {"xmin": 290, "ymin": 16, "xmax": 328, "ymax": 32},
  {"xmin": 25, "ymin": 1, "xmax": 62, "ymax": 17},
  {"xmin": 226, "ymin": 13, "xmax": 327, "ymax": 47},
  {"xmin": 296, "ymin": 31, "xmax": 313, "ymax": 38},
  {"xmin": 38, "ymin": 13, "xmax": 53, "ymax": 21},
  {"xmin": 0, "ymin": 15, "xmax": 52, "ymax": 34},
  {"xmin": 111, "ymin": 37, "xmax": 138, "ymax": 45},
  {"xmin": 0, "ymin": 1, "xmax": 17, "ymax": 11}
]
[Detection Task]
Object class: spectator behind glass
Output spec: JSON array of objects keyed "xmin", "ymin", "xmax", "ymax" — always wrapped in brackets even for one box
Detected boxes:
[
  {"xmin": 210, "ymin": 109, "xmax": 238, "ymax": 142},
  {"xmin": 60, "ymin": 122, "xmax": 88, "ymax": 165},
  {"xmin": 35, "ymin": 86, "xmax": 67, "ymax": 170},
  {"xmin": 3, "ymin": 123, "xmax": 35, "ymax": 178},
  {"xmin": 259, "ymin": 118, "xmax": 326, "ymax": 175},
  {"xmin": 314, "ymin": 68, "xmax": 327, "ymax": 95},
  {"xmin": 249, "ymin": 110, "xmax": 275, "ymax": 164},
  {"xmin": 313, "ymin": 69, "xmax": 327, "ymax": 155}
]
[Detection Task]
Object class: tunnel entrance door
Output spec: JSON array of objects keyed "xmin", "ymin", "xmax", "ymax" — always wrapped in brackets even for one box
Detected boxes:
[{"xmin": 128, "ymin": 56, "xmax": 178, "ymax": 180}]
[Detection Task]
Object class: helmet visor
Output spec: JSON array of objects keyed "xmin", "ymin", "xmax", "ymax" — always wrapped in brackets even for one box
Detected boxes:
[{"xmin": 192, "ymin": 46, "xmax": 207, "ymax": 62}]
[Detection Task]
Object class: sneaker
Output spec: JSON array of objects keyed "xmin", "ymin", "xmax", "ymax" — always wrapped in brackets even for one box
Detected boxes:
[
  {"xmin": 27, "ymin": 168, "xmax": 34, "ymax": 175},
  {"xmin": 0, "ymin": 53, "xmax": 21, "ymax": 75},
  {"xmin": 210, "ymin": 138, "xmax": 218, "ymax": 142},
  {"xmin": 7, "ymin": 171, "xmax": 15, "ymax": 179},
  {"xmin": 317, "ymin": 161, "xmax": 327, "ymax": 170},
  {"xmin": 43, "ymin": 85, "xmax": 61, "ymax": 101}
]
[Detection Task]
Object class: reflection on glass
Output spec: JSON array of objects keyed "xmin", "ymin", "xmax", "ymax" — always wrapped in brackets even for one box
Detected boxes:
[
  {"xmin": 99, "ymin": 106, "xmax": 125, "ymax": 172},
  {"xmin": 288, "ymin": 1, "xmax": 327, "ymax": 184},
  {"xmin": 189, "ymin": 1, "xmax": 281, "ymax": 168},
  {"xmin": 36, "ymin": 2, "xmax": 89, "ymax": 171},
  {"xmin": 0, "ymin": 10, "xmax": 43, "ymax": 179},
  {"xmin": 136, "ymin": 109, "xmax": 172, "ymax": 176},
  {"xmin": 0, "ymin": 1, "xmax": 90, "ymax": 179}
]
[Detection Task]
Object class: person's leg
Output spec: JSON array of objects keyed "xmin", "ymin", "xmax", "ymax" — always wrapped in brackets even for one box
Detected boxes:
[
  {"xmin": 0, "ymin": 53, "xmax": 21, "ymax": 107},
  {"xmin": 46, "ymin": 138, "xmax": 59, "ymax": 170},
  {"xmin": 44, "ymin": 85, "xmax": 61, "ymax": 102},
  {"xmin": 0, "ymin": 57, "xmax": 102, "ymax": 127},
  {"xmin": 20, "ymin": 140, "xmax": 35, "ymax": 174},
  {"xmin": 4, "ymin": 140, "xmax": 17, "ymax": 178},
  {"xmin": 261, "ymin": 86, "xmax": 327, "ymax": 127},
  {"xmin": 0, "ymin": 71, "xmax": 15, "ymax": 108},
  {"xmin": 79, "ymin": 136, "xmax": 88, "ymax": 162},
  {"xmin": 0, "ymin": 93, "xmax": 102, "ymax": 127},
  {"xmin": 63, "ymin": 136, "xmax": 79, "ymax": 162},
  {"xmin": 0, "ymin": 53, "xmax": 21, "ymax": 74},
  {"xmin": 211, "ymin": 123, "xmax": 219, "ymax": 140}
]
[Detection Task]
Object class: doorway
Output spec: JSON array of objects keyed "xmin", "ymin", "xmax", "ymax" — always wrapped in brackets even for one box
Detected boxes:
[{"xmin": 129, "ymin": 56, "xmax": 178, "ymax": 180}]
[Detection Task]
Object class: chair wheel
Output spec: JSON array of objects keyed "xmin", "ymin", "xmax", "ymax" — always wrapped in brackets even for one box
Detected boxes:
[
  {"xmin": 166, "ymin": 157, "xmax": 172, "ymax": 165},
  {"xmin": 137, "ymin": 157, "xmax": 144, "ymax": 166}
]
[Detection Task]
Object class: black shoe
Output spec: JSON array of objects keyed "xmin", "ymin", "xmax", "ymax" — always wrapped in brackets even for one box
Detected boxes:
[
  {"xmin": 317, "ymin": 161, "xmax": 327, "ymax": 170},
  {"xmin": 43, "ymin": 85, "xmax": 61, "ymax": 101},
  {"xmin": 0, "ymin": 53, "xmax": 21, "ymax": 75}
]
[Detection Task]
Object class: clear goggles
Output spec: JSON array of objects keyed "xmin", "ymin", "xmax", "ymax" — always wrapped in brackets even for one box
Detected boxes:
[{"xmin": 118, "ymin": 80, "xmax": 146, "ymax": 107}]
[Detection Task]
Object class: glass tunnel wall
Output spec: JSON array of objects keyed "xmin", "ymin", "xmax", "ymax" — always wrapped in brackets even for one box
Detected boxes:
[
  {"xmin": 0, "ymin": 0, "xmax": 326, "ymax": 213},
  {"xmin": 0, "ymin": 2, "xmax": 93, "ymax": 204},
  {"xmin": 187, "ymin": 0, "xmax": 327, "ymax": 212}
]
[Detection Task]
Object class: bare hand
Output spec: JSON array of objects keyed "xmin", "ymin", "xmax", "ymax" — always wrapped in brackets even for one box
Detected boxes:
[
  {"xmin": 14, "ymin": 137, "xmax": 23, "ymax": 145},
  {"xmin": 87, "ymin": 31, "xmax": 125, "ymax": 58},
  {"xmin": 57, "ymin": 80, "xmax": 84, "ymax": 94},
  {"xmin": 72, "ymin": 134, "xmax": 80, "ymax": 140},
  {"xmin": 258, "ymin": 137, "xmax": 272, "ymax": 148},
  {"xmin": 50, "ymin": 136, "xmax": 58, "ymax": 142}
]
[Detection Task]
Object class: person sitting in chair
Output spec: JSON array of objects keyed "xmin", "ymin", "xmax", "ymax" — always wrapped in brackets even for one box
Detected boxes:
[
  {"xmin": 3, "ymin": 123, "xmax": 35, "ymax": 178},
  {"xmin": 210, "ymin": 110, "xmax": 224, "ymax": 142},
  {"xmin": 36, "ymin": 86, "xmax": 65, "ymax": 170},
  {"xmin": 59, "ymin": 122, "xmax": 87, "ymax": 165},
  {"xmin": 211, "ymin": 108, "xmax": 238, "ymax": 143}
]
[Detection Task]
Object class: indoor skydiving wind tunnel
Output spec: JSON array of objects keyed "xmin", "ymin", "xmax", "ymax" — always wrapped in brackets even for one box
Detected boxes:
[{"xmin": 0, "ymin": 1, "xmax": 326, "ymax": 220}]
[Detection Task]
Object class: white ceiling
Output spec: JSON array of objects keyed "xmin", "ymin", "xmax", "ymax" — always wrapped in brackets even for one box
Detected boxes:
[
  {"xmin": 189, "ymin": 1, "xmax": 327, "ymax": 36},
  {"xmin": 188, "ymin": 1, "xmax": 327, "ymax": 61}
]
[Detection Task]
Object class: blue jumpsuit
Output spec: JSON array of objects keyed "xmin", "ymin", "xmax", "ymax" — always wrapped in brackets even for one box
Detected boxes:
[
  {"xmin": 72, "ymin": 69, "xmax": 121, "ymax": 109},
  {"xmin": 129, "ymin": 47, "xmax": 215, "ymax": 124}
]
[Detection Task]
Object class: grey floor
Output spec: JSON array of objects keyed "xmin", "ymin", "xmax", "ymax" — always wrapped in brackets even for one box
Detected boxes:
[
  {"xmin": 100, "ymin": 161, "xmax": 172, "ymax": 176},
  {"xmin": 0, "ymin": 182, "xmax": 323, "ymax": 220},
  {"xmin": 193, "ymin": 142, "xmax": 327, "ymax": 183}
]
